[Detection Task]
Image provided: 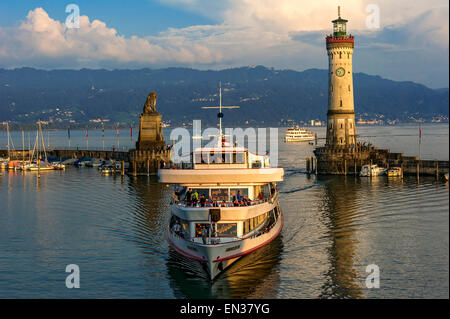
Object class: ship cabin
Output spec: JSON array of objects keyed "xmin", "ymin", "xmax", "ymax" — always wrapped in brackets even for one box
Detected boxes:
[{"xmin": 159, "ymin": 146, "xmax": 284, "ymax": 245}]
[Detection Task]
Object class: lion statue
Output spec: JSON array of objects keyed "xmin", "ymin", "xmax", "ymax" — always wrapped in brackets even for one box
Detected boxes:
[{"xmin": 143, "ymin": 91, "xmax": 157, "ymax": 113}]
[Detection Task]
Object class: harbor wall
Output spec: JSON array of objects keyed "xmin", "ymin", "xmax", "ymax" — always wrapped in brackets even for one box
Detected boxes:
[
  {"xmin": 313, "ymin": 145, "xmax": 449, "ymax": 176},
  {"xmin": 0, "ymin": 149, "xmax": 129, "ymax": 161}
]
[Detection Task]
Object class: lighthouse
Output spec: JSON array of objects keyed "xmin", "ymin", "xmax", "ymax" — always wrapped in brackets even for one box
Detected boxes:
[{"xmin": 325, "ymin": 7, "xmax": 356, "ymax": 147}]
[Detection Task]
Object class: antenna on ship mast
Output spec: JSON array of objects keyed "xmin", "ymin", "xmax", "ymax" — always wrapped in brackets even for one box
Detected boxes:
[{"xmin": 202, "ymin": 82, "xmax": 239, "ymax": 147}]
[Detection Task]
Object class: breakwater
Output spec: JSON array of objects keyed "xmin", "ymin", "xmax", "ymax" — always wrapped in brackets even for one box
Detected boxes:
[
  {"xmin": 0, "ymin": 148, "xmax": 172, "ymax": 175},
  {"xmin": 313, "ymin": 145, "xmax": 449, "ymax": 177}
]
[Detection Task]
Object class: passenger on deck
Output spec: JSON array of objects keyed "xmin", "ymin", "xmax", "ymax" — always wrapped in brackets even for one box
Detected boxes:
[
  {"xmin": 200, "ymin": 194, "xmax": 206, "ymax": 207},
  {"xmin": 236, "ymin": 190, "xmax": 243, "ymax": 202},
  {"xmin": 233, "ymin": 196, "xmax": 239, "ymax": 207},
  {"xmin": 201, "ymin": 226, "xmax": 208, "ymax": 244},
  {"xmin": 185, "ymin": 188, "xmax": 192, "ymax": 205},
  {"xmin": 174, "ymin": 189, "xmax": 181, "ymax": 201},
  {"xmin": 191, "ymin": 190, "xmax": 199, "ymax": 205}
]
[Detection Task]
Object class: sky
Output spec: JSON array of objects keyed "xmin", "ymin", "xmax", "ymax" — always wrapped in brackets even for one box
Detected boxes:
[{"xmin": 0, "ymin": 0, "xmax": 448, "ymax": 88}]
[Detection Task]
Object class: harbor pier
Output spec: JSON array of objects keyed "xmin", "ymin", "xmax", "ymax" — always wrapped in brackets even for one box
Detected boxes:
[
  {"xmin": 313, "ymin": 145, "xmax": 449, "ymax": 177},
  {"xmin": 0, "ymin": 149, "xmax": 129, "ymax": 161}
]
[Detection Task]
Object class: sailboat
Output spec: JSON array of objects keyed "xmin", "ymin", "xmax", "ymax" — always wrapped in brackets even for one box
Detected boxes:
[
  {"xmin": 27, "ymin": 121, "xmax": 57, "ymax": 171},
  {"xmin": 0, "ymin": 123, "xmax": 10, "ymax": 169}
]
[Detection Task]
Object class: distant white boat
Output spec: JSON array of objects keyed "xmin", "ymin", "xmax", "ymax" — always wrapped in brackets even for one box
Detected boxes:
[
  {"xmin": 360, "ymin": 164, "xmax": 386, "ymax": 177},
  {"xmin": 285, "ymin": 126, "xmax": 315, "ymax": 142}
]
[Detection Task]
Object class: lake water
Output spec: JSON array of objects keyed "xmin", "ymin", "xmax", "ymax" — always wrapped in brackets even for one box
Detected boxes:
[{"xmin": 0, "ymin": 124, "xmax": 448, "ymax": 298}]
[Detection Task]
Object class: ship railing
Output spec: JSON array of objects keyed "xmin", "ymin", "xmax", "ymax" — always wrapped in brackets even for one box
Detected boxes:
[
  {"xmin": 169, "ymin": 216, "xmax": 279, "ymax": 246},
  {"xmin": 173, "ymin": 195, "xmax": 275, "ymax": 208}
]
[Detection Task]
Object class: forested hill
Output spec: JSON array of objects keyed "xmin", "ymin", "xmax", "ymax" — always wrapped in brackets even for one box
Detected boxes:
[{"xmin": 0, "ymin": 66, "xmax": 448, "ymax": 127}]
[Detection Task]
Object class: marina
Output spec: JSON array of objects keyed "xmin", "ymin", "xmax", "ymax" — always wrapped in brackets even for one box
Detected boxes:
[
  {"xmin": 0, "ymin": 3, "xmax": 448, "ymax": 302},
  {"xmin": 0, "ymin": 124, "xmax": 448, "ymax": 298}
]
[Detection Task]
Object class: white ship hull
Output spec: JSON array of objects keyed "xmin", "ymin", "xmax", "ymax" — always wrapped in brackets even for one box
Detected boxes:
[
  {"xmin": 167, "ymin": 209, "xmax": 283, "ymax": 280},
  {"xmin": 284, "ymin": 136, "xmax": 315, "ymax": 142},
  {"xmin": 284, "ymin": 127, "xmax": 315, "ymax": 142}
]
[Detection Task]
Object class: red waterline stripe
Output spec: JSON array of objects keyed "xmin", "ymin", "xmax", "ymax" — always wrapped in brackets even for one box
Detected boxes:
[{"xmin": 166, "ymin": 232, "xmax": 207, "ymax": 262}]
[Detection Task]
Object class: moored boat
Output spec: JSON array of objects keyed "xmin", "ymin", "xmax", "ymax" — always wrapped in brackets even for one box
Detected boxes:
[
  {"xmin": 387, "ymin": 167, "xmax": 402, "ymax": 177},
  {"xmin": 360, "ymin": 164, "xmax": 386, "ymax": 177}
]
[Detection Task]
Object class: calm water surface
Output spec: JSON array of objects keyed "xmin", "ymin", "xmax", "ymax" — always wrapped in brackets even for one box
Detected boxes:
[{"xmin": 0, "ymin": 124, "xmax": 448, "ymax": 298}]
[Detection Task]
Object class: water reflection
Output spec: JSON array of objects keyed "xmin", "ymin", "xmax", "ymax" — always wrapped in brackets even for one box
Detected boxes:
[
  {"xmin": 167, "ymin": 236, "xmax": 283, "ymax": 299},
  {"xmin": 318, "ymin": 176, "xmax": 364, "ymax": 298}
]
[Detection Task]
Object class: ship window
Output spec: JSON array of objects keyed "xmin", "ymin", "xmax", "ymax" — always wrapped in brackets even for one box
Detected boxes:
[
  {"xmin": 195, "ymin": 223, "xmax": 211, "ymax": 237},
  {"xmin": 230, "ymin": 188, "xmax": 249, "ymax": 201},
  {"xmin": 170, "ymin": 215, "xmax": 189, "ymax": 238},
  {"xmin": 211, "ymin": 188, "xmax": 229, "ymax": 201},
  {"xmin": 194, "ymin": 153, "xmax": 206, "ymax": 164},
  {"xmin": 216, "ymin": 223, "xmax": 237, "ymax": 237},
  {"xmin": 191, "ymin": 188, "xmax": 210, "ymax": 199},
  {"xmin": 235, "ymin": 152, "xmax": 245, "ymax": 164},
  {"xmin": 243, "ymin": 212, "xmax": 269, "ymax": 235},
  {"xmin": 243, "ymin": 220, "xmax": 250, "ymax": 234}
]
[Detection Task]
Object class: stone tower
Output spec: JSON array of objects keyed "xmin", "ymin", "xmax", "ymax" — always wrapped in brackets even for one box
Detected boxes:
[
  {"xmin": 128, "ymin": 91, "xmax": 171, "ymax": 175},
  {"xmin": 136, "ymin": 91, "xmax": 165, "ymax": 150},
  {"xmin": 326, "ymin": 7, "xmax": 356, "ymax": 147}
]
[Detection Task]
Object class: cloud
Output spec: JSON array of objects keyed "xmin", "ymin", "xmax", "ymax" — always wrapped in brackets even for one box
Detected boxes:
[
  {"xmin": 0, "ymin": 7, "xmax": 223, "ymax": 68},
  {"xmin": 0, "ymin": 1, "xmax": 448, "ymax": 87}
]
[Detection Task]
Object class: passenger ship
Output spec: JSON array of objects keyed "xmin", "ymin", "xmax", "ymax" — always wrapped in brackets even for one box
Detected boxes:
[
  {"xmin": 284, "ymin": 126, "xmax": 315, "ymax": 142},
  {"xmin": 158, "ymin": 85, "xmax": 284, "ymax": 280}
]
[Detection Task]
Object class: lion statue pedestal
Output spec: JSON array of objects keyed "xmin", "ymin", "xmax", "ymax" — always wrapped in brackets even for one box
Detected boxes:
[
  {"xmin": 128, "ymin": 91, "xmax": 171, "ymax": 176},
  {"xmin": 135, "ymin": 91, "xmax": 165, "ymax": 150}
]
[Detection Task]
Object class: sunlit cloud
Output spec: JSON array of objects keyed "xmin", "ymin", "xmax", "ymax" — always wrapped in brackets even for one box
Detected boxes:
[{"xmin": 0, "ymin": 0, "xmax": 448, "ymax": 87}]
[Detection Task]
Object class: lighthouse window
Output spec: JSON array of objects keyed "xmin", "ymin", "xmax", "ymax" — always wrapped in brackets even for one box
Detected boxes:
[
  {"xmin": 340, "ymin": 123, "xmax": 343, "ymax": 129},
  {"xmin": 339, "ymin": 52, "xmax": 342, "ymax": 59},
  {"xmin": 340, "ymin": 138, "xmax": 343, "ymax": 143},
  {"xmin": 340, "ymin": 100, "xmax": 343, "ymax": 107},
  {"xmin": 348, "ymin": 85, "xmax": 351, "ymax": 91}
]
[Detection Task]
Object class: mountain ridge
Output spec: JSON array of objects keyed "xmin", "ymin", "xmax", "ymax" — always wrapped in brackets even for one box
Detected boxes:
[{"xmin": 0, "ymin": 66, "xmax": 448, "ymax": 127}]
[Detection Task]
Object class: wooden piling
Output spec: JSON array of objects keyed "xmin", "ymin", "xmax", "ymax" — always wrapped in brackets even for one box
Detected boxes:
[
  {"xmin": 306, "ymin": 158, "xmax": 311, "ymax": 173},
  {"xmin": 436, "ymin": 162, "xmax": 439, "ymax": 180},
  {"xmin": 121, "ymin": 160, "xmax": 125, "ymax": 176}
]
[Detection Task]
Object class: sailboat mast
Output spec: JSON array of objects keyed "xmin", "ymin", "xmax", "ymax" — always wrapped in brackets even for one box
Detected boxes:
[
  {"xmin": 219, "ymin": 82, "xmax": 223, "ymax": 142},
  {"xmin": 6, "ymin": 122, "xmax": 10, "ymax": 159},
  {"xmin": 22, "ymin": 130, "xmax": 24, "ymax": 162}
]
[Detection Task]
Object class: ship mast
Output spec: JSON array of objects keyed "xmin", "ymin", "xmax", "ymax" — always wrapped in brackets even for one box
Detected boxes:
[{"xmin": 202, "ymin": 82, "xmax": 239, "ymax": 147}]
